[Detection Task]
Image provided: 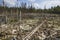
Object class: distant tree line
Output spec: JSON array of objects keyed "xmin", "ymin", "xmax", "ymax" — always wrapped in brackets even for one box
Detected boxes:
[
  {"xmin": 0, "ymin": 2, "xmax": 60, "ymax": 14},
  {"xmin": 0, "ymin": 2, "xmax": 60, "ymax": 24}
]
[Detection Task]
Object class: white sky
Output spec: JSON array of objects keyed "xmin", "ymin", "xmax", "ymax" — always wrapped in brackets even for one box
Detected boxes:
[{"xmin": 3, "ymin": 0, "xmax": 60, "ymax": 9}]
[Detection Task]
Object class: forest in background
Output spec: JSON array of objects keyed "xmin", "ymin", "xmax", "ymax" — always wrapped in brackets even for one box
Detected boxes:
[
  {"xmin": 0, "ymin": 2, "xmax": 60, "ymax": 14},
  {"xmin": 0, "ymin": 2, "xmax": 60, "ymax": 24}
]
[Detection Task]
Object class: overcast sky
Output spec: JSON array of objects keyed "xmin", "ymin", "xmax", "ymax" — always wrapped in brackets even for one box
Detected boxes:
[{"xmin": 0, "ymin": 0, "xmax": 60, "ymax": 9}]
